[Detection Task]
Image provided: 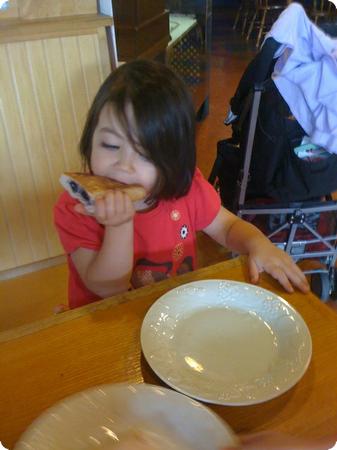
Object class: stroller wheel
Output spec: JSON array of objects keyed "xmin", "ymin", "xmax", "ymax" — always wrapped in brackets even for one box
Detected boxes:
[
  {"xmin": 310, "ymin": 272, "xmax": 331, "ymax": 301},
  {"xmin": 329, "ymin": 268, "xmax": 337, "ymax": 300}
]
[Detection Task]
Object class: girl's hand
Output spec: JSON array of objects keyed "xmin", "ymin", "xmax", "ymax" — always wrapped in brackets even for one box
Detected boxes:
[
  {"xmin": 74, "ymin": 190, "xmax": 135, "ymax": 227},
  {"xmin": 248, "ymin": 240, "xmax": 309, "ymax": 294}
]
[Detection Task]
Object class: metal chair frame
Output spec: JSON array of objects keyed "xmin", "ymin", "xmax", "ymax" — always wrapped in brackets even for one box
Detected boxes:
[{"xmin": 235, "ymin": 83, "xmax": 337, "ymax": 300}]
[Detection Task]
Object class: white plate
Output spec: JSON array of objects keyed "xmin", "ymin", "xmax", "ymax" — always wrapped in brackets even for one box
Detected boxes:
[
  {"xmin": 14, "ymin": 383, "xmax": 237, "ymax": 450},
  {"xmin": 141, "ymin": 280, "xmax": 312, "ymax": 406}
]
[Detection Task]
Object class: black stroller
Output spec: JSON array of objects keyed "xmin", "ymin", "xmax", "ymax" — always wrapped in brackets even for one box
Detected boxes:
[{"xmin": 209, "ymin": 36, "xmax": 337, "ymax": 300}]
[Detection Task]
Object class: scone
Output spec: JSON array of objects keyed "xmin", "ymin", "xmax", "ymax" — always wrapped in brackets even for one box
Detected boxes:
[{"xmin": 59, "ymin": 172, "xmax": 146, "ymax": 213}]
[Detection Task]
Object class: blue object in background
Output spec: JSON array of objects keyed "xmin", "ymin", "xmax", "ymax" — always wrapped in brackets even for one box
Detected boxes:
[{"xmin": 0, "ymin": 0, "xmax": 9, "ymax": 10}]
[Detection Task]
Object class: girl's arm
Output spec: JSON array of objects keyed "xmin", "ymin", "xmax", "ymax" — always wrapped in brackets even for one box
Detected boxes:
[
  {"xmin": 203, "ymin": 206, "xmax": 309, "ymax": 293},
  {"xmin": 71, "ymin": 190, "xmax": 134, "ymax": 298}
]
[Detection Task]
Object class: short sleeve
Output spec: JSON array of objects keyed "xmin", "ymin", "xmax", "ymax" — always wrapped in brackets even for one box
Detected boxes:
[
  {"xmin": 187, "ymin": 168, "xmax": 221, "ymax": 231},
  {"xmin": 54, "ymin": 192, "xmax": 104, "ymax": 254}
]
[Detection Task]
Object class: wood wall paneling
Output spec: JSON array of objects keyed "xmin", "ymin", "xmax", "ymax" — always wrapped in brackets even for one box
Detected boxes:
[
  {"xmin": 0, "ymin": 30, "xmax": 110, "ymax": 272},
  {"xmin": 0, "ymin": 104, "xmax": 20, "ymax": 269},
  {"xmin": 0, "ymin": 0, "xmax": 98, "ymax": 20},
  {"xmin": 0, "ymin": 15, "xmax": 114, "ymax": 45},
  {"xmin": 18, "ymin": 0, "xmax": 97, "ymax": 19},
  {"xmin": 1, "ymin": 43, "xmax": 46, "ymax": 268}
]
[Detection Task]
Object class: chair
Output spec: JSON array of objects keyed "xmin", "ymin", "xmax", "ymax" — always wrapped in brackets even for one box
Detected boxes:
[
  {"xmin": 233, "ymin": 0, "xmax": 256, "ymax": 36},
  {"xmin": 246, "ymin": 0, "xmax": 290, "ymax": 47},
  {"xmin": 310, "ymin": 0, "xmax": 336, "ymax": 24}
]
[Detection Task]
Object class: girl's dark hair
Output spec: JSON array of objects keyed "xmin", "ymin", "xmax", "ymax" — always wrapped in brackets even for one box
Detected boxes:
[{"xmin": 80, "ymin": 59, "xmax": 196, "ymax": 200}]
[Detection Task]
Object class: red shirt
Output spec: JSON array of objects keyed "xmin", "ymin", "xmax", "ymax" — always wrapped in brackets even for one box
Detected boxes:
[{"xmin": 54, "ymin": 169, "xmax": 221, "ymax": 308}]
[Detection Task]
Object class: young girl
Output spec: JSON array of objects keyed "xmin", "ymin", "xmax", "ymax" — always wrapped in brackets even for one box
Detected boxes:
[{"xmin": 54, "ymin": 59, "xmax": 309, "ymax": 309}]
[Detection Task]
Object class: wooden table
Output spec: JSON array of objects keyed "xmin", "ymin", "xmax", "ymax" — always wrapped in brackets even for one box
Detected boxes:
[{"xmin": 1, "ymin": 257, "xmax": 337, "ymax": 448}]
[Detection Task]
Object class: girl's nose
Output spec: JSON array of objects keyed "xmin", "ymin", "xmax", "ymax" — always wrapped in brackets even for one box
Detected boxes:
[{"xmin": 115, "ymin": 148, "xmax": 135, "ymax": 172}]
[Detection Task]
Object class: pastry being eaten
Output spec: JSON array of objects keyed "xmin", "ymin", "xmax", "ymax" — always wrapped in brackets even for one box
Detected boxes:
[{"xmin": 59, "ymin": 172, "xmax": 146, "ymax": 213}]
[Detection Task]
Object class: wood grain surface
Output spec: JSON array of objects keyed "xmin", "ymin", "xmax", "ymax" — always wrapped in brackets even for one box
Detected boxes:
[{"xmin": 1, "ymin": 257, "xmax": 337, "ymax": 448}]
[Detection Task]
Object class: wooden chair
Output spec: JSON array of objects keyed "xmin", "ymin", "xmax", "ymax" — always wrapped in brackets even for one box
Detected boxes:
[
  {"xmin": 310, "ymin": 0, "xmax": 336, "ymax": 24},
  {"xmin": 246, "ymin": 0, "xmax": 290, "ymax": 47},
  {"xmin": 233, "ymin": 0, "xmax": 256, "ymax": 36}
]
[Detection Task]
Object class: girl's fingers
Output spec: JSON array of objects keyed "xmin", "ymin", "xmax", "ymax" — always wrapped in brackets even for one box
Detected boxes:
[
  {"xmin": 113, "ymin": 190, "xmax": 130, "ymax": 215},
  {"xmin": 269, "ymin": 256, "xmax": 309, "ymax": 294},
  {"xmin": 265, "ymin": 262, "xmax": 309, "ymax": 294},
  {"xmin": 124, "ymin": 193, "xmax": 134, "ymax": 215},
  {"xmin": 286, "ymin": 265, "xmax": 310, "ymax": 293},
  {"xmin": 94, "ymin": 190, "xmax": 134, "ymax": 226},
  {"xmin": 268, "ymin": 265, "xmax": 294, "ymax": 293},
  {"xmin": 74, "ymin": 203, "xmax": 90, "ymax": 215},
  {"xmin": 299, "ymin": 278, "xmax": 310, "ymax": 293},
  {"xmin": 95, "ymin": 195, "xmax": 108, "ymax": 223},
  {"xmin": 248, "ymin": 257, "xmax": 260, "ymax": 284},
  {"xmin": 104, "ymin": 191, "xmax": 117, "ymax": 217},
  {"xmin": 107, "ymin": 190, "xmax": 132, "ymax": 217}
]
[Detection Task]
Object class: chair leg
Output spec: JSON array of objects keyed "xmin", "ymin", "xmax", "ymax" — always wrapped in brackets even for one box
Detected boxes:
[
  {"xmin": 233, "ymin": 4, "xmax": 243, "ymax": 29},
  {"xmin": 246, "ymin": 10, "xmax": 257, "ymax": 40},
  {"xmin": 241, "ymin": 11, "xmax": 248, "ymax": 35},
  {"xmin": 256, "ymin": 8, "xmax": 267, "ymax": 47}
]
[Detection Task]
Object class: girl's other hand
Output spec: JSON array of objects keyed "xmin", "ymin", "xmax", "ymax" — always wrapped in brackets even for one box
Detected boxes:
[
  {"xmin": 203, "ymin": 207, "xmax": 309, "ymax": 295},
  {"xmin": 74, "ymin": 190, "xmax": 135, "ymax": 227},
  {"xmin": 248, "ymin": 241, "xmax": 310, "ymax": 294}
]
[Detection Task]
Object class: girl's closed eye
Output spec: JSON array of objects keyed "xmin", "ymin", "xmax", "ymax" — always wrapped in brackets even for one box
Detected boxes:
[{"xmin": 101, "ymin": 142, "xmax": 120, "ymax": 150}]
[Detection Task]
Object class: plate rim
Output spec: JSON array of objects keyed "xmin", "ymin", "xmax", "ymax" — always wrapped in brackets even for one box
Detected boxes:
[
  {"xmin": 141, "ymin": 279, "xmax": 312, "ymax": 406},
  {"xmin": 14, "ymin": 382, "xmax": 238, "ymax": 449}
]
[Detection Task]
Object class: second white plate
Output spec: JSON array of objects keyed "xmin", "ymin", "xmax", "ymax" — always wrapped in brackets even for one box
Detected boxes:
[
  {"xmin": 14, "ymin": 383, "xmax": 236, "ymax": 449},
  {"xmin": 141, "ymin": 279, "xmax": 312, "ymax": 406}
]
